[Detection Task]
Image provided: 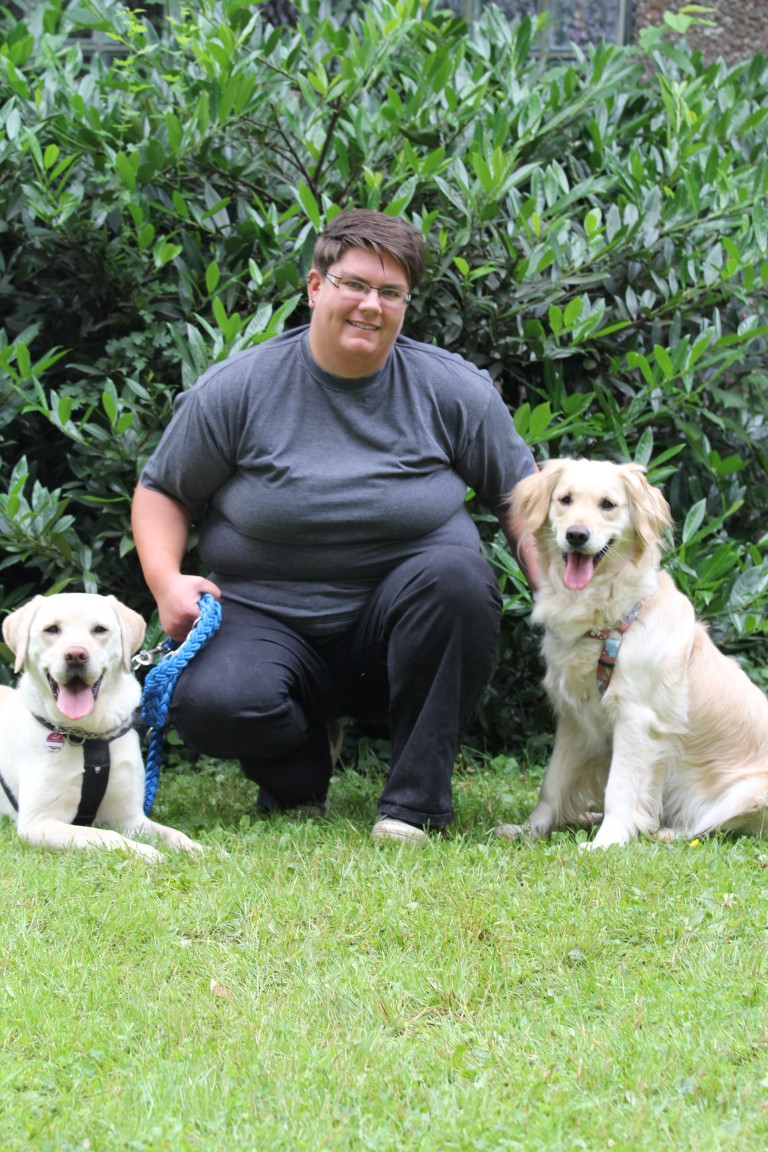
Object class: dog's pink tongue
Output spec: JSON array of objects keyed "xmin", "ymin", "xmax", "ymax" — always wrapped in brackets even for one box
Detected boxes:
[
  {"xmin": 57, "ymin": 680, "xmax": 95, "ymax": 721},
  {"xmin": 564, "ymin": 553, "xmax": 596, "ymax": 591}
]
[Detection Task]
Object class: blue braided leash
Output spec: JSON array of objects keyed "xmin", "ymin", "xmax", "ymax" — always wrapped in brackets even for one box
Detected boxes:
[{"xmin": 140, "ymin": 593, "xmax": 222, "ymax": 814}]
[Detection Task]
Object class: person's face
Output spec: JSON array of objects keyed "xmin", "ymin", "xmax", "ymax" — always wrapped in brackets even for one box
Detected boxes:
[{"xmin": 306, "ymin": 246, "xmax": 411, "ymax": 377}]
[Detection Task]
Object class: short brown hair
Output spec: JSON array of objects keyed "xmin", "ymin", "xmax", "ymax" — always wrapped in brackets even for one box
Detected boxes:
[{"xmin": 311, "ymin": 208, "xmax": 427, "ymax": 291}]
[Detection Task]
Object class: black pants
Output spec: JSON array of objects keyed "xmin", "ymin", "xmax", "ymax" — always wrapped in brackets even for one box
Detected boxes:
[{"xmin": 169, "ymin": 547, "xmax": 503, "ymax": 827}]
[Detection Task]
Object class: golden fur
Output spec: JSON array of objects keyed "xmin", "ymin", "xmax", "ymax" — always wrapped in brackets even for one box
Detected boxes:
[{"xmin": 497, "ymin": 458, "xmax": 768, "ymax": 848}]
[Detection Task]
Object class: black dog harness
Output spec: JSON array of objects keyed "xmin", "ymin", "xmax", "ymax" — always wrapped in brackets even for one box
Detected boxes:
[{"xmin": 0, "ymin": 715, "xmax": 136, "ymax": 827}]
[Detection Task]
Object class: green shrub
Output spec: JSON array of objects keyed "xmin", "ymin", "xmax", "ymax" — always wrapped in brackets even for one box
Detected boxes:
[{"xmin": 1, "ymin": 0, "xmax": 767, "ymax": 748}]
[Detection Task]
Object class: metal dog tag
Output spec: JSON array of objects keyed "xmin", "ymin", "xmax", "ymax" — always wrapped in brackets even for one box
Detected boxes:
[{"xmin": 46, "ymin": 731, "xmax": 66, "ymax": 753}]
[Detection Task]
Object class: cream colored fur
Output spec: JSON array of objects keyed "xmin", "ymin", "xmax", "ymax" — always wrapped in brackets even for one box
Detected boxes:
[
  {"xmin": 497, "ymin": 458, "xmax": 768, "ymax": 849},
  {"xmin": 0, "ymin": 593, "xmax": 202, "ymax": 860}
]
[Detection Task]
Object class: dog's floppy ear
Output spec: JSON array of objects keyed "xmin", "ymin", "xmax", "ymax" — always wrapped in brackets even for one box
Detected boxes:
[
  {"xmin": 509, "ymin": 460, "xmax": 568, "ymax": 533},
  {"xmin": 2, "ymin": 597, "xmax": 44, "ymax": 674},
  {"xmin": 621, "ymin": 463, "xmax": 673, "ymax": 549},
  {"xmin": 107, "ymin": 597, "xmax": 147, "ymax": 670}
]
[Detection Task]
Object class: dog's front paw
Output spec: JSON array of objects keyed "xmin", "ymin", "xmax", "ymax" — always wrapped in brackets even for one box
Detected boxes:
[
  {"xmin": 170, "ymin": 832, "xmax": 206, "ymax": 855},
  {"xmin": 581, "ymin": 817, "xmax": 632, "ymax": 850},
  {"xmin": 522, "ymin": 796, "xmax": 565, "ymax": 839},
  {"xmin": 141, "ymin": 820, "xmax": 206, "ymax": 855},
  {"xmin": 493, "ymin": 822, "xmax": 528, "ymax": 840},
  {"xmin": 132, "ymin": 841, "xmax": 166, "ymax": 862}
]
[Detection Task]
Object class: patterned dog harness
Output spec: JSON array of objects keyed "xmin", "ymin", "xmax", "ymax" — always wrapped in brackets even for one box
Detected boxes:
[{"xmin": 585, "ymin": 597, "xmax": 648, "ymax": 695}]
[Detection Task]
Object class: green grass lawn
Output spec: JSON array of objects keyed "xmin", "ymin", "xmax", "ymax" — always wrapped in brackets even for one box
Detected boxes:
[{"xmin": 2, "ymin": 752, "xmax": 767, "ymax": 1151}]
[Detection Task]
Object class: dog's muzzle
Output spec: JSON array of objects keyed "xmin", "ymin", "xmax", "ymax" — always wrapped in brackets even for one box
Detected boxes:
[
  {"xmin": 47, "ymin": 672, "xmax": 104, "ymax": 721},
  {"xmin": 562, "ymin": 529, "xmax": 614, "ymax": 591}
]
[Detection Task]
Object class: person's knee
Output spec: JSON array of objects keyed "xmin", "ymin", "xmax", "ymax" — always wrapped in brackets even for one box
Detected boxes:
[
  {"xmin": 412, "ymin": 547, "xmax": 501, "ymax": 620},
  {"xmin": 385, "ymin": 549, "xmax": 501, "ymax": 668},
  {"xmin": 170, "ymin": 668, "xmax": 304, "ymax": 759}
]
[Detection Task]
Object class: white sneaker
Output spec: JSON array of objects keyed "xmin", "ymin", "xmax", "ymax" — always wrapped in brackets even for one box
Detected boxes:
[{"xmin": 371, "ymin": 816, "xmax": 428, "ymax": 845}]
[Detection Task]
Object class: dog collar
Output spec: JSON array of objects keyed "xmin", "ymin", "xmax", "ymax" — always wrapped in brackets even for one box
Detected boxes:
[
  {"xmin": 31, "ymin": 711, "xmax": 139, "ymax": 748},
  {"xmin": 585, "ymin": 596, "xmax": 649, "ymax": 695}
]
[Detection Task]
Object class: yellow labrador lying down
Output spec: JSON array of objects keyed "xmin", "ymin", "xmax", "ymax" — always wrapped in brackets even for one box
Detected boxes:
[
  {"xmin": 497, "ymin": 458, "xmax": 768, "ymax": 849},
  {"xmin": 0, "ymin": 593, "xmax": 202, "ymax": 860}
]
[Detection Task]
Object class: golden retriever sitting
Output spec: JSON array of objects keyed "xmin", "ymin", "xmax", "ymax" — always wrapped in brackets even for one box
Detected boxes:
[
  {"xmin": 0, "ymin": 592, "xmax": 202, "ymax": 860},
  {"xmin": 497, "ymin": 458, "xmax": 768, "ymax": 848}
]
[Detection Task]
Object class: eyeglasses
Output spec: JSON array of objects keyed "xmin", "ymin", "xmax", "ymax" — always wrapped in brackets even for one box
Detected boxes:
[{"xmin": 323, "ymin": 271, "xmax": 412, "ymax": 308}]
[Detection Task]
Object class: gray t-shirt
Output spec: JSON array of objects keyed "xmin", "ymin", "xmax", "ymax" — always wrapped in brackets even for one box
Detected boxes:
[{"xmin": 141, "ymin": 327, "xmax": 534, "ymax": 636}]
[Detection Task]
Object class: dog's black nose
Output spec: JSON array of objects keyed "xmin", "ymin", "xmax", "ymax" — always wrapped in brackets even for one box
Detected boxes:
[
  {"xmin": 64, "ymin": 646, "xmax": 89, "ymax": 666},
  {"xmin": 566, "ymin": 525, "xmax": 590, "ymax": 549}
]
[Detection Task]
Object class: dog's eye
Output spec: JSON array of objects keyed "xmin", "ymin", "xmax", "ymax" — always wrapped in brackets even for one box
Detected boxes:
[
  {"xmin": 559, "ymin": 495, "xmax": 572, "ymax": 506},
  {"xmin": 600, "ymin": 499, "xmax": 616, "ymax": 511},
  {"xmin": 43, "ymin": 625, "xmax": 60, "ymax": 635},
  {"xmin": 92, "ymin": 625, "xmax": 109, "ymax": 635}
]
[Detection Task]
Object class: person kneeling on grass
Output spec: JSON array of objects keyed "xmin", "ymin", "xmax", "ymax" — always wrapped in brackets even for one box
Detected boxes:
[{"xmin": 131, "ymin": 208, "xmax": 538, "ymax": 843}]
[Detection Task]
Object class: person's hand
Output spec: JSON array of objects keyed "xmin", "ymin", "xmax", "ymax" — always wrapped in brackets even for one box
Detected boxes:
[{"xmin": 155, "ymin": 574, "xmax": 221, "ymax": 642}]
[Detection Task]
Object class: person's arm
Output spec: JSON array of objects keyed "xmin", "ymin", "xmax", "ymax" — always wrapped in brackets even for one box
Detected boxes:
[
  {"xmin": 442, "ymin": 369, "xmax": 540, "ymax": 591},
  {"xmin": 498, "ymin": 501, "xmax": 541, "ymax": 593},
  {"xmin": 131, "ymin": 482, "xmax": 221, "ymax": 641}
]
